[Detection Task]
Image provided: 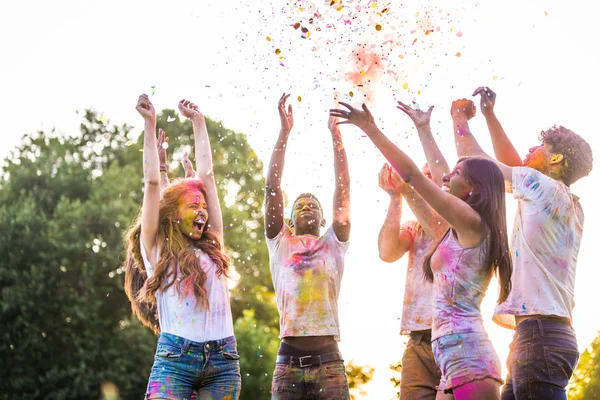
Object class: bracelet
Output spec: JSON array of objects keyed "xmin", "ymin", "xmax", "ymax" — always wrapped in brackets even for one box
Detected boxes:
[{"xmin": 159, "ymin": 165, "xmax": 167, "ymax": 172}]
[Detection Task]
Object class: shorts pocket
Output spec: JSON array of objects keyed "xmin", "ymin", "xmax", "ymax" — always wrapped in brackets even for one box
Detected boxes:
[
  {"xmin": 220, "ymin": 343, "xmax": 241, "ymax": 360},
  {"xmin": 438, "ymin": 335, "xmax": 466, "ymax": 360},
  {"xmin": 323, "ymin": 361, "xmax": 347, "ymax": 377},
  {"xmin": 222, "ymin": 351, "xmax": 241, "ymax": 360},
  {"xmin": 544, "ymin": 346, "xmax": 580, "ymax": 388},
  {"xmin": 155, "ymin": 343, "xmax": 183, "ymax": 359}
]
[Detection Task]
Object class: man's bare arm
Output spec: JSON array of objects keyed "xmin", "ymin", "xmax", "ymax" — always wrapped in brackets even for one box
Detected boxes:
[
  {"xmin": 265, "ymin": 93, "xmax": 293, "ymax": 239},
  {"xmin": 473, "ymin": 86, "xmax": 523, "ymax": 166},
  {"xmin": 329, "ymin": 115, "xmax": 351, "ymax": 242}
]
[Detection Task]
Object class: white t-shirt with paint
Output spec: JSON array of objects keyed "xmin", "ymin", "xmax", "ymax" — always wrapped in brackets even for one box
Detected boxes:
[
  {"xmin": 399, "ymin": 220, "xmax": 434, "ymax": 335},
  {"xmin": 493, "ymin": 167, "xmax": 584, "ymax": 329},
  {"xmin": 266, "ymin": 225, "xmax": 349, "ymax": 341},
  {"xmin": 140, "ymin": 243, "xmax": 234, "ymax": 342}
]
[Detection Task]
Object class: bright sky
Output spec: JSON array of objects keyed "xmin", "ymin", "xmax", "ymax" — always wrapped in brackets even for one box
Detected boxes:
[{"xmin": 1, "ymin": 1, "xmax": 599, "ymax": 398}]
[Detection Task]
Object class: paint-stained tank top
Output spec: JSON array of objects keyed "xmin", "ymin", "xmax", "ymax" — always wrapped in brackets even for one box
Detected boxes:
[{"xmin": 430, "ymin": 229, "xmax": 492, "ymax": 340}]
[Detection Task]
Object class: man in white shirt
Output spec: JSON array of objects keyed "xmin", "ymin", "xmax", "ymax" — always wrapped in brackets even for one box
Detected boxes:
[
  {"xmin": 451, "ymin": 87, "xmax": 593, "ymax": 400},
  {"xmin": 265, "ymin": 93, "xmax": 351, "ymax": 400}
]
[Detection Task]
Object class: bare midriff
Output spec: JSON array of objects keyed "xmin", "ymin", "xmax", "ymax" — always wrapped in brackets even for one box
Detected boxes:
[{"xmin": 282, "ymin": 335, "xmax": 336, "ymax": 351}]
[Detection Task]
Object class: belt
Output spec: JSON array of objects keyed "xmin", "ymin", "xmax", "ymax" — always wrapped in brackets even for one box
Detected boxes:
[{"xmin": 276, "ymin": 351, "xmax": 344, "ymax": 368}]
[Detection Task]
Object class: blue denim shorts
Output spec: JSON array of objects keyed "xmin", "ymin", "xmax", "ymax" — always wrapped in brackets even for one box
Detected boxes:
[
  {"xmin": 432, "ymin": 332, "xmax": 503, "ymax": 392},
  {"xmin": 146, "ymin": 332, "xmax": 241, "ymax": 400}
]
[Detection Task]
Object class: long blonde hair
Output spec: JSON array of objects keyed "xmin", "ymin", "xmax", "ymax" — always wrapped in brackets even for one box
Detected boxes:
[{"xmin": 124, "ymin": 179, "xmax": 230, "ymax": 332}]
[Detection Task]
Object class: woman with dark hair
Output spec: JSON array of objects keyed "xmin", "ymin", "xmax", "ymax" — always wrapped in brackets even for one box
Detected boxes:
[
  {"xmin": 124, "ymin": 94, "xmax": 241, "ymax": 399},
  {"xmin": 330, "ymin": 102, "xmax": 512, "ymax": 400}
]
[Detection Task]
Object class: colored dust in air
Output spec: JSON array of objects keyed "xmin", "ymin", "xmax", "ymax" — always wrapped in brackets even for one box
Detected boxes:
[
  {"xmin": 261, "ymin": 1, "xmax": 469, "ymax": 102},
  {"xmin": 345, "ymin": 44, "xmax": 384, "ymax": 101}
]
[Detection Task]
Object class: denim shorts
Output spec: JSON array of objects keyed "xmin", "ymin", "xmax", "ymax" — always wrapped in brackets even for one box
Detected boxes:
[
  {"xmin": 146, "ymin": 332, "xmax": 241, "ymax": 400},
  {"xmin": 501, "ymin": 318, "xmax": 579, "ymax": 400},
  {"xmin": 432, "ymin": 332, "xmax": 503, "ymax": 392}
]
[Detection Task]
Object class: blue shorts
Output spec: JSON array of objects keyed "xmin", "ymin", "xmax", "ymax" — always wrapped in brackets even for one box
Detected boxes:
[
  {"xmin": 432, "ymin": 332, "xmax": 503, "ymax": 392},
  {"xmin": 146, "ymin": 332, "xmax": 241, "ymax": 400}
]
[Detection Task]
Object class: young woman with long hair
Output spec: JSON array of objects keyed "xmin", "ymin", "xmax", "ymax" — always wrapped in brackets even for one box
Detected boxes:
[
  {"xmin": 124, "ymin": 94, "xmax": 240, "ymax": 399},
  {"xmin": 330, "ymin": 102, "xmax": 512, "ymax": 400}
]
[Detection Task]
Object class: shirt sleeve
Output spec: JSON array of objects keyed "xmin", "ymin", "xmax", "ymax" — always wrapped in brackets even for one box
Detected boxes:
[
  {"xmin": 325, "ymin": 226, "xmax": 350, "ymax": 255},
  {"xmin": 265, "ymin": 223, "xmax": 291, "ymax": 254},
  {"xmin": 512, "ymin": 167, "xmax": 559, "ymax": 205},
  {"xmin": 140, "ymin": 241, "xmax": 155, "ymax": 278}
]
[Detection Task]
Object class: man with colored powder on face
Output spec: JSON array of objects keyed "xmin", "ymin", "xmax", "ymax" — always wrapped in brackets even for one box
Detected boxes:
[
  {"xmin": 452, "ymin": 86, "xmax": 594, "ymax": 400},
  {"xmin": 378, "ymin": 100, "xmax": 449, "ymax": 400},
  {"xmin": 265, "ymin": 93, "xmax": 351, "ymax": 400}
]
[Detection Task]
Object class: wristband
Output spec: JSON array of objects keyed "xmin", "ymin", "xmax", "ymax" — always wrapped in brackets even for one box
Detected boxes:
[{"xmin": 159, "ymin": 165, "xmax": 167, "ymax": 172}]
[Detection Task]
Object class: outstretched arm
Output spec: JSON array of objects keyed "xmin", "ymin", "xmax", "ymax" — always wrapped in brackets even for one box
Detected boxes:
[
  {"xmin": 451, "ymin": 98, "xmax": 488, "ymax": 159},
  {"xmin": 473, "ymin": 86, "xmax": 523, "ymax": 166},
  {"xmin": 180, "ymin": 150, "xmax": 196, "ymax": 178},
  {"xmin": 265, "ymin": 93, "xmax": 294, "ymax": 239},
  {"xmin": 396, "ymin": 101, "xmax": 449, "ymax": 186},
  {"xmin": 329, "ymin": 115, "xmax": 351, "ymax": 242},
  {"xmin": 330, "ymin": 103, "xmax": 481, "ymax": 238},
  {"xmin": 452, "ymin": 99, "xmax": 513, "ymax": 181},
  {"xmin": 377, "ymin": 164, "xmax": 412, "ymax": 262},
  {"xmin": 178, "ymin": 99, "xmax": 224, "ymax": 241},
  {"xmin": 137, "ymin": 94, "xmax": 160, "ymax": 264},
  {"xmin": 157, "ymin": 128, "xmax": 170, "ymax": 189}
]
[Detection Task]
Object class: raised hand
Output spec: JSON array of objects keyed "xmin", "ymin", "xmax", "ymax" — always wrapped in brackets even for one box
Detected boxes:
[
  {"xmin": 379, "ymin": 164, "xmax": 407, "ymax": 196},
  {"xmin": 178, "ymin": 99, "xmax": 204, "ymax": 122},
  {"xmin": 278, "ymin": 93, "xmax": 294, "ymax": 132},
  {"xmin": 329, "ymin": 102, "xmax": 376, "ymax": 131},
  {"xmin": 472, "ymin": 86, "xmax": 496, "ymax": 117},
  {"xmin": 136, "ymin": 94, "xmax": 156, "ymax": 121},
  {"xmin": 181, "ymin": 151, "xmax": 196, "ymax": 178},
  {"xmin": 396, "ymin": 100, "xmax": 434, "ymax": 128},
  {"xmin": 157, "ymin": 128, "xmax": 168, "ymax": 165},
  {"xmin": 451, "ymin": 98, "xmax": 476, "ymax": 120}
]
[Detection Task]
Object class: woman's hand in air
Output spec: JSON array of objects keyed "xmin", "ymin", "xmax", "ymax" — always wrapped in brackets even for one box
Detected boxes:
[
  {"xmin": 396, "ymin": 100, "xmax": 434, "ymax": 129},
  {"xmin": 136, "ymin": 94, "xmax": 156, "ymax": 121},
  {"xmin": 178, "ymin": 99, "xmax": 204, "ymax": 123},
  {"xmin": 329, "ymin": 102, "xmax": 376, "ymax": 132}
]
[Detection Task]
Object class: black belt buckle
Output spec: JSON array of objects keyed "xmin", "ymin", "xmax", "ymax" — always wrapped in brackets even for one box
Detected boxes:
[{"xmin": 299, "ymin": 355, "xmax": 313, "ymax": 367}]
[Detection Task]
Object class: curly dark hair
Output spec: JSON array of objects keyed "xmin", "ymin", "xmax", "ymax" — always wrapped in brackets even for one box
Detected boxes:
[{"xmin": 540, "ymin": 125, "xmax": 593, "ymax": 186}]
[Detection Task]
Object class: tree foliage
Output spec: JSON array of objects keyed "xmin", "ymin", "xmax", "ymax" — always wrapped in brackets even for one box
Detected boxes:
[
  {"xmin": 346, "ymin": 361, "xmax": 375, "ymax": 400},
  {"xmin": 569, "ymin": 331, "xmax": 600, "ymax": 400}
]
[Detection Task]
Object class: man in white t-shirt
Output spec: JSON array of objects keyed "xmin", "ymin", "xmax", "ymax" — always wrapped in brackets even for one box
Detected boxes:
[
  {"xmin": 378, "ymin": 163, "xmax": 444, "ymax": 400},
  {"xmin": 265, "ymin": 93, "xmax": 351, "ymax": 400},
  {"xmin": 451, "ymin": 87, "xmax": 593, "ymax": 400},
  {"xmin": 377, "ymin": 100, "xmax": 450, "ymax": 399}
]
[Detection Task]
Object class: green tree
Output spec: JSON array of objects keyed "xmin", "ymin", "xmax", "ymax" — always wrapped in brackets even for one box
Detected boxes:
[
  {"xmin": 569, "ymin": 331, "xmax": 600, "ymax": 400},
  {"xmin": 346, "ymin": 361, "xmax": 375, "ymax": 400},
  {"xmin": 234, "ymin": 309, "xmax": 280, "ymax": 397},
  {"xmin": 390, "ymin": 361, "xmax": 402, "ymax": 399},
  {"xmin": 0, "ymin": 108, "xmax": 279, "ymax": 398}
]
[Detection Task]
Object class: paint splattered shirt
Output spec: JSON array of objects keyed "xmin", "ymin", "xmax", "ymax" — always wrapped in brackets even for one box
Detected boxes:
[
  {"xmin": 493, "ymin": 167, "xmax": 584, "ymax": 329},
  {"xmin": 266, "ymin": 225, "xmax": 349, "ymax": 341},
  {"xmin": 399, "ymin": 220, "xmax": 434, "ymax": 335},
  {"xmin": 430, "ymin": 229, "xmax": 492, "ymax": 340},
  {"xmin": 140, "ymin": 243, "xmax": 234, "ymax": 342}
]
